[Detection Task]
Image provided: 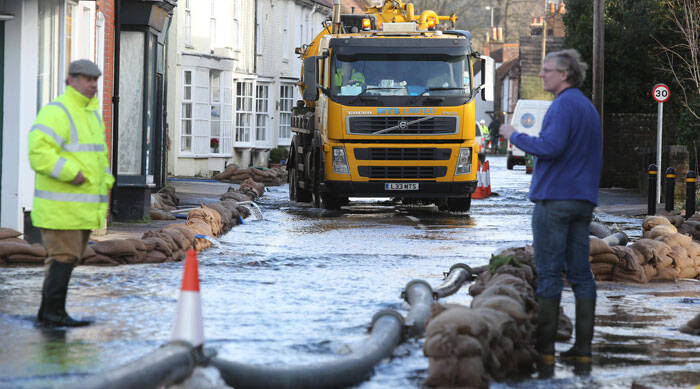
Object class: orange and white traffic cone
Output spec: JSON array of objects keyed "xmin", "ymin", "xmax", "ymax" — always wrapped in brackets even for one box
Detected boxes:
[
  {"xmin": 483, "ymin": 161, "xmax": 492, "ymax": 196},
  {"xmin": 472, "ymin": 161, "xmax": 486, "ymax": 199},
  {"xmin": 172, "ymin": 249, "xmax": 204, "ymax": 347}
]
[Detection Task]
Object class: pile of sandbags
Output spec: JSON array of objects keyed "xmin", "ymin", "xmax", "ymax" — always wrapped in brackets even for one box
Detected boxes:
[
  {"xmin": 214, "ymin": 164, "xmax": 286, "ymax": 186},
  {"xmin": 239, "ymin": 178, "xmax": 265, "ymax": 199},
  {"xmin": 588, "ymin": 214, "xmax": 700, "ymax": 282},
  {"xmin": 424, "ymin": 246, "xmax": 571, "ymax": 387},
  {"xmin": 0, "ymin": 228, "xmax": 48, "ymax": 265},
  {"xmin": 680, "ymin": 312, "xmax": 700, "ymax": 336},
  {"xmin": 151, "ymin": 185, "xmax": 179, "ymax": 211}
]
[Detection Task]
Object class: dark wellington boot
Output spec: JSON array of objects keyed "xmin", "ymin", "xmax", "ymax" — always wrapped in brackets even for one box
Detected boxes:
[
  {"xmin": 536, "ymin": 296, "xmax": 560, "ymax": 379},
  {"xmin": 560, "ymin": 297, "xmax": 595, "ymax": 366},
  {"xmin": 40, "ymin": 261, "xmax": 92, "ymax": 327},
  {"xmin": 37, "ymin": 273, "xmax": 49, "ymax": 322}
]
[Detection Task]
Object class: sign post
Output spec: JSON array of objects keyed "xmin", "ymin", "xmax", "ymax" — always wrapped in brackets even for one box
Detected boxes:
[{"xmin": 652, "ymin": 83, "xmax": 670, "ymax": 204}]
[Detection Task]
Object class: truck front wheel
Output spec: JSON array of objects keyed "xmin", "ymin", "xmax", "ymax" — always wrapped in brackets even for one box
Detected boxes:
[
  {"xmin": 507, "ymin": 155, "xmax": 515, "ymax": 170},
  {"xmin": 447, "ymin": 196, "xmax": 471, "ymax": 212}
]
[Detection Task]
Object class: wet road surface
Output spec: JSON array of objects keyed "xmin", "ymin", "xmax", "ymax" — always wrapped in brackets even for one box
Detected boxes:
[{"xmin": 0, "ymin": 155, "xmax": 698, "ymax": 388}]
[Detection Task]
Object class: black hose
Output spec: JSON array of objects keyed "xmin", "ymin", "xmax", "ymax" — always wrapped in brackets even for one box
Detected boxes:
[
  {"xmin": 211, "ymin": 310, "xmax": 405, "ymax": 389},
  {"xmin": 71, "ymin": 341, "xmax": 198, "ymax": 389},
  {"xmin": 433, "ymin": 263, "xmax": 472, "ymax": 298}
]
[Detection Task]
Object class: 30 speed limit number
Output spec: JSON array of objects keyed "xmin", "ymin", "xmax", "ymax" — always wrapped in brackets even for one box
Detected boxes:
[{"xmin": 652, "ymin": 83, "xmax": 670, "ymax": 103}]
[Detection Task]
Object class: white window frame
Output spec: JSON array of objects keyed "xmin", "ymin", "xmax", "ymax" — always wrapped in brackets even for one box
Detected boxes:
[
  {"xmin": 235, "ymin": 80, "xmax": 254, "ymax": 146},
  {"xmin": 181, "ymin": 69, "xmax": 194, "ymax": 153},
  {"xmin": 210, "ymin": 0, "xmax": 216, "ymax": 50},
  {"xmin": 184, "ymin": 0, "xmax": 192, "ymax": 47},
  {"xmin": 210, "ymin": 70, "xmax": 222, "ymax": 154},
  {"xmin": 233, "ymin": 0, "xmax": 241, "ymax": 52},
  {"xmin": 278, "ymin": 83, "xmax": 294, "ymax": 141},
  {"xmin": 255, "ymin": 84, "xmax": 270, "ymax": 144}
]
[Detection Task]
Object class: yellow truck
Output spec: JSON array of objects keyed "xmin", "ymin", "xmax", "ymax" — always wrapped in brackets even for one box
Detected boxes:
[{"xmin": 288, "ymin": 0, "xmax": 493, "ymax": 211}]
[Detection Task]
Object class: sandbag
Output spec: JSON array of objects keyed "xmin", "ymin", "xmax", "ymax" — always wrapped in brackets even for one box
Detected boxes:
[
  {"xmin": 423, "ymin": 327, "xmax": 483, "ymax": 358},
  {"xmin": 471, "ymin": 295, "xmax": 530, "ymax": 322},
  {"xmin": 0, "ymin": 242, "xmax": 48, "ymax": 258},
  {"xmin": 2, "ymin": 237, "xmax": 28, "ymax": 245},
  {"xmin": 643, "ymin": 224, "xmax": 677, "ymax": 239},
  {"xmin": 642, "ymin": 215, "xmax": 672, "ymax": 231},
  {"xmin": 656, "ymin": 233, "xmax": 693, "ymax": 250},
  {"xmin": 6, "ymin": 254, "xmax": 46, "ymax": 264},
  {"xmin": 206, "ymin": 202, "xmax": 233, "ymax": 229},
  {"xmin": 142, "ymin": 237, "xmax": 173, "ymax": 257},
  {"xmin": 590, "ymin": 262, "xmax": 615, "ymax": 279},
  {"xmin": 82, "ymin": 246, "xmax": 97, "ymax": 261},
  {"xmin": 590, "ymin": 252, "xmax": 620, "ymax": 265},
  {"xmin": 150, "ymin": 208, "xmax": 176, "ymax": 220},
  {"xmin": 652, "ymin": 266, "xmax": 679, "ymax": 281},
  {"xmin": 610, "ymin": 246, "xmax": 643, "ymax": 273},
  {"xmin": 426, "ymin": 305, "xmax": 490, "ymax": 339},
  {"xmin": 164, "ymin": 224, "xmax": 196, "ymax": 245},
  {"xmin": 425, "ymin": 356, "xmax": 489, "ymax": 388},
  {"xmin": 669, "ymin": 247, "xmax": 693, "ymax": 268},
  {"xmin": 0, "ymin": 228, "xmax": 22, "ymax": 240},
  {"xmin": 643, "ymin": 264, "xmax": 658, "ymax": 279},
  {"xmin": 160, "ymin": 227, "xmax": 193, "ymax": 250},
  {"xmin": 83, "ymin": 254, "xmax": 120, "ymax": 265},
  {"xmin": 612, "ymin": 265, "xmax": 648, "ymax": 283},
  {"xmin": 92, "ymin": 239, "xmax": 138, "ymax": 257},
  {"xmin": 144, "ymin": 249, "xmax": 168, "ymax": 263},
  {"xmin": 590, "ymin": 236, "xmax": 614, "ymax": 255},
  {"xmin": 687, "ymin": 242, "xmax": 700, "ymax": 259},
  {"xmin": 678, "ymin": 266, "xmax": 698, "ymax": 279}
]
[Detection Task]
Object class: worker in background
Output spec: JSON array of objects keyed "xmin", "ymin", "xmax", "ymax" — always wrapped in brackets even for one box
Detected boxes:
[
  {"xmin": 479, "ymin": 120, "xmax": 490, "ymax": 149},
  {"xmin": 29, "ymin": 59, "xmax": 114, "ymax": 327},
  {"xmin": 489, "ymin": 113, "xmax": 502, "ymax": 152}
]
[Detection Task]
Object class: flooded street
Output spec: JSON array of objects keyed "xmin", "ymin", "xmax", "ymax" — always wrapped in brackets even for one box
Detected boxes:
[{"xmin": 0, "ymin": 155, "xmax": 698, "ymax": 388}]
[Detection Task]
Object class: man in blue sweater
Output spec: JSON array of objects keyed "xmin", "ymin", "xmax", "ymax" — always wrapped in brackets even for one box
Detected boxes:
[{"xmin": 500, "ymin": 49, "xmax": 602, "ymax": 377}]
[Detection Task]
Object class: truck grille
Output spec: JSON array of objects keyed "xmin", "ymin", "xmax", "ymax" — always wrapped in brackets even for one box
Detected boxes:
[
  {"xmin": 354, "ymin": 148, "xmax": 451, "ymax": 161},
  {"xmin": 348, "ymin": 116, "xmax": 458, "ymax": 135},
  {"xmin": 357, "ymin": 166, "xmax": 447, "ymax": 179}
]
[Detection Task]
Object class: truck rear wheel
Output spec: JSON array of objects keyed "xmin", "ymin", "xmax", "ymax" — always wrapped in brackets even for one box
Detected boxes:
[{"xmin": 289, "ymin": 167, "xmax": 311, "ymax": 202}]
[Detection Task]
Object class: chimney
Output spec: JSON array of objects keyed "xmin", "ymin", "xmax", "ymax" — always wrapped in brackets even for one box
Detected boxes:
[
  {"xmin": 548, "ymin": 2, "xmax": 556, "ymax": 13},
  {"xmin": 492, "ymin": 26, "xmax": 498, "ymax": 41},
  {"xmin": 558, "ymin": 2, "xmax": 566, "ymax": 14},
  {"xmin": 497, "ymin": 27, "xmax": 503, "ymax": 42}
]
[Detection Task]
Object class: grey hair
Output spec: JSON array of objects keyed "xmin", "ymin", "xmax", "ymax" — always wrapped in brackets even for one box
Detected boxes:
[{"xmin": 545, "ymin": 49, "xmax": 588, "ymax": 87}]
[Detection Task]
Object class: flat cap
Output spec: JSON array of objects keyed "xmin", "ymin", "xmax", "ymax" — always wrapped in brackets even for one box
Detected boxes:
[{"xmin": 68, "ymin": 59, "xmax": 102, "ymax": 77}]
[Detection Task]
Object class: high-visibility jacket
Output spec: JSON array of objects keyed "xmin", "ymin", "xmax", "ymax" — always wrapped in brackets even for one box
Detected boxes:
[
  {"xmin": 334, "ymin": 68, "xmax": 365, "ymax": 87},
  {"xmin": 479, "ymin": 123, "xmax": 490, "ymax": 137},
  {"xmin": 28, "ymin": 86, "xmax": 114, "ymax": 230}
]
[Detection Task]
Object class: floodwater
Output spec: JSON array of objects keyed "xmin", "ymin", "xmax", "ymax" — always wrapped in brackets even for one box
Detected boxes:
[{"xmin": 0, "ymin": 156, "xmax": 698, "ymax": 388}]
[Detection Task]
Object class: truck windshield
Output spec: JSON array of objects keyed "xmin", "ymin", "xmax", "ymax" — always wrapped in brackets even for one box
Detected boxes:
[{"xmin": 331, "ymin": 54, "xmax": 470, "ymax": 101}]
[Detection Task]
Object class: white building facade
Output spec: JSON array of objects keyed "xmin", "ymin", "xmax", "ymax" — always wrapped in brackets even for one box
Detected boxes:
[
  {"xmin": 1, "ymin": 0, "xmax": 101, "ymax": 234},
  {"xmin": 167, "ymin": 0, "xmax": 331, "ymax": 176}
]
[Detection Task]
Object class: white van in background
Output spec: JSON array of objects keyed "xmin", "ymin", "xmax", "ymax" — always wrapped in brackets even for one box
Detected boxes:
[{"xmin": 507, "ymin": 99, "xmax": 552, "ymax": 169}]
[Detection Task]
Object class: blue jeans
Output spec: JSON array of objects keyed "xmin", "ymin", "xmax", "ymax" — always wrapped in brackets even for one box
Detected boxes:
[{"xmin": 532, "ymin": 200, "xmax": 596, "ymax": 300}]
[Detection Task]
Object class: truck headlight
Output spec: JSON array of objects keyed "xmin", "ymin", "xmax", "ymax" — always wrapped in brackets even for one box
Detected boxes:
[
  {"xmin": 454, "ymin": 147, "xmax": 472, "ymax": 175},
  {"xmin": 332, "ymin": 147, "xmax": 350, "ymax": 175}
]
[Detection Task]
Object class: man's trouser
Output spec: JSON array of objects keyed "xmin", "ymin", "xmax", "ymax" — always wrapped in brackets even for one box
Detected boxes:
[{"xmin": 41, "ymin": 229, "xmax": 91, "ymax": 268}]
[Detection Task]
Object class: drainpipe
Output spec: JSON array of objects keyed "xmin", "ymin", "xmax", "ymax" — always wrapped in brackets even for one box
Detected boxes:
[{"xmin": 111, "ymin": 0, "xmax": 121, "ymax": 211}]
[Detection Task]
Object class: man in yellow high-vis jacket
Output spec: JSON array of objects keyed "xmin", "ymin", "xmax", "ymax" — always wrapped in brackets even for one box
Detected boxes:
[{"xmin": 29, "ymin": 59, "xmax": 114, "ymax": 327}]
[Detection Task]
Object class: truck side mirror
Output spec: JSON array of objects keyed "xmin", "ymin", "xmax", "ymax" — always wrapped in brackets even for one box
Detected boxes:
[
  {"xmin": 480, "ymin": 55, "xmax": 495, "ymax": 102},
  {"xmin": 303, "ymin": 56, "xmax": 322, "ymax": 101}
]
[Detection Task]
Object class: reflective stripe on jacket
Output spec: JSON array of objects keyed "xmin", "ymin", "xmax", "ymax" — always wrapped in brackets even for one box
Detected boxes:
[{"xmin": 29, "ymin": 86, "xmax": 115, "ymax": 230}]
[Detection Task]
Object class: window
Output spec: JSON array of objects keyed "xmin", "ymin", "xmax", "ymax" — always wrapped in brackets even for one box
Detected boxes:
[
  {"xmin": 236, "ymin": 81, "xmax": 253, "ymax": 143},
  {"xmin": 181, "ymin": 70, "xmax": 193, "ymax": 152},
  {"xmin": 184, "ymin": 0, "xmax": 192, "ymax": 47},
  {"xmin": 279, "ymin": 84, "xmax": 294, "ymax": 140},
  {"xmin": 256, "ymin": 84, "xmax": 269, "ymax": 142},
  {"xmin": 210, "ymin": 0, "xmax": 216, "ymax": 49},
  {"xmin": 233, "ymin": 0, "xmax": 240, "ymax": 51},
  {"xmin": 37, "ymin": 0, "xmax": 62, "ymax": 111},
  {"xmin": 282, "ymin": 3, "xmax": 290, "ymax": 61},
  {"xmin": 210, "ymin": 71, "xmax": 221, "ymax": 153}
]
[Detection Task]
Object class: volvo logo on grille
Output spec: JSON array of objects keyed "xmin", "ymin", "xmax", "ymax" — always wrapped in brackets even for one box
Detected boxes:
[{"xmin": 398, "ymin": 120, "xmax": 408, "ymax": 129}]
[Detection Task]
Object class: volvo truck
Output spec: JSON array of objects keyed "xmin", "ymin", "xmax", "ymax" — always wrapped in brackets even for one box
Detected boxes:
[{"xmin": 288, "ymin": 0, "xmax": 494, "ymax": 211}]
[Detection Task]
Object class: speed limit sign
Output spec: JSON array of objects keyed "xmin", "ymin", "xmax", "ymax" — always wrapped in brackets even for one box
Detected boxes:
[{"xmin": 652, "ymin": 83, "xmax": 670, "ymax": 103}]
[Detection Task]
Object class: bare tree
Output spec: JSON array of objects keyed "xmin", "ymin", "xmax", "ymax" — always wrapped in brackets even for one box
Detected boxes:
[{"xmin": 655, "ymin": 0, "xmax": 700, "ymax": 120}]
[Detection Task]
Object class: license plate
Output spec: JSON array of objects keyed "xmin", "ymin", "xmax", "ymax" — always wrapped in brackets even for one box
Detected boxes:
[{"xmin": 385, "ymin": 183, "xmax": 419, "ymax": 191}]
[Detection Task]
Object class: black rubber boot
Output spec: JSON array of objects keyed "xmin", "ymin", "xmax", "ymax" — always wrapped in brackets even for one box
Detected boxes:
[
  {"xmin": 38, "ymin": 261, "xmax": 91, "ymax": 327},
  {"xmin": 561, "ymin": 297, "xmax": 595, "ymax": 367},
  {"xmin": 536, "ymin": 296, "xmax": 560, "ymax": 379}
]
